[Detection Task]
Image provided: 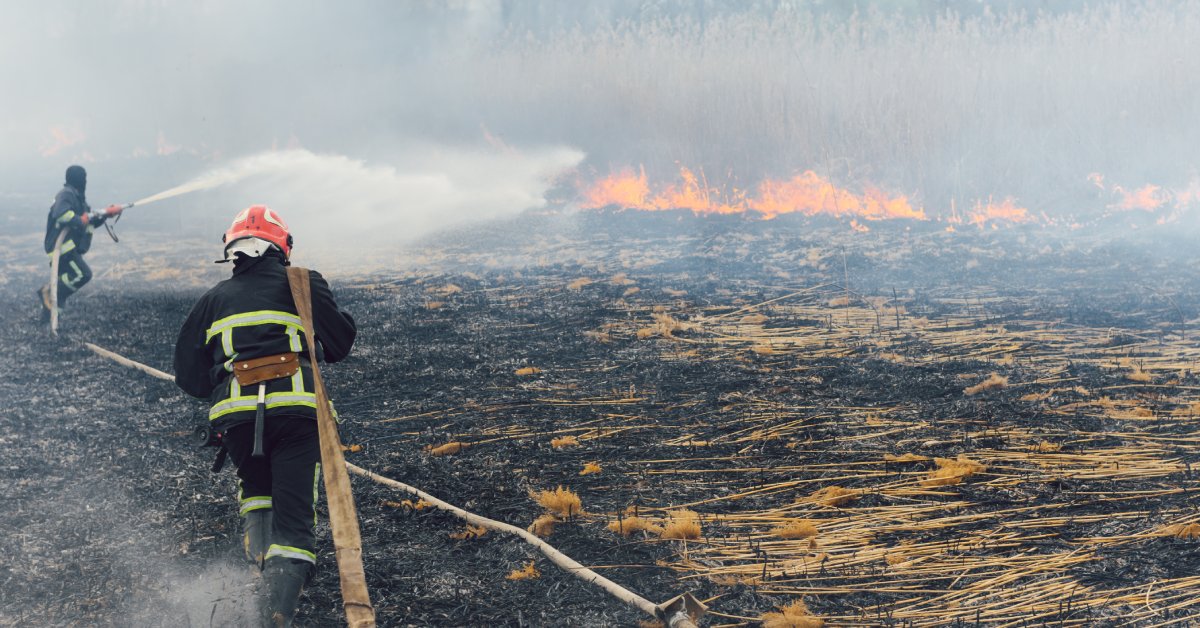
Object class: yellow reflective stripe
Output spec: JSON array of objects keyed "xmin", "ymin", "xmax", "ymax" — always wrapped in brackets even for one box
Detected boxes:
[
  {"xmin": 266, "ymin": 544, "xmax": 315, "ymax": 563},
  {"xmin": 313, "ymin": 462, "xmax": 321, "ymax": 526},
  {"xmin": 208, "ymin": 392, "xmax": 318, "ymax": 420},
  {"xmin": 60, "ymin": 261, "xmax": 84, "ymax": 291},
  {"xmin": 56, "ymin": 210, "xmax": 76, "ymax": 225},
  {"xmin": 221, "ymin": 329, "xmax": 234, "ymax": 358},
  {"xmin": 291, "ymin": 369, "xmax": 304, "ymax": 393},
  {"xmin": 286, "ymin": 326, "xmax": 302, "ymax": 352},
  {"xmin": 239, "ymin": 497, "xmax": 272, "ymax": 515},
  {"xmin": 46, "ymin": 239, "xmax": 77, "ymax": 256},
  {"xmin": 205, "ymin": 310, "xmax": 303, "ymax": 342}
]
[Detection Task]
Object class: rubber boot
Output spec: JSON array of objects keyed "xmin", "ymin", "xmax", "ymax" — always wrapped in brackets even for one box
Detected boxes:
[
  {"xmin": 37, "ymin": 286, "xmax": 51, "ymax": 323},
  {"xmin": 262, "ymin": 559, "xmax": 311, "ymax": 627},
  {"xmin": 242, "ymin": 509, "xmax": 273, "ymax": 569}
]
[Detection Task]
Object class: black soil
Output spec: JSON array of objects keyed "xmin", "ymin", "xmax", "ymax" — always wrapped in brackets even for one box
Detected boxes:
[{"xmin": 4, "ymin": 212, "xmax": 1200, "ymax": 626}]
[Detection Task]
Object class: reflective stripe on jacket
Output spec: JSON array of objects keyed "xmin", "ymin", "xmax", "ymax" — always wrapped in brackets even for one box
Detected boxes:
[
  {"xmin": 44, "ymin": 185, "xmax": 93, "ymax": 256},
  {"xmin": 172, "ymin": 253, "xmax": 356, "ymax": 431}
]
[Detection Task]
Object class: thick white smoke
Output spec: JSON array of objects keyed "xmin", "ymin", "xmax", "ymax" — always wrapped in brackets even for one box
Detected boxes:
[{"xmin": 153, "ymin": 145, "xmax": 584, "ymax": 255}]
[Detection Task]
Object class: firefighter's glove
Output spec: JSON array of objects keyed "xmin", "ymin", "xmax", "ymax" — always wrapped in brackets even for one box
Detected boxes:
[{"xmin": 85, "ymin": 205, "xmax": 122, "ymax": 227}]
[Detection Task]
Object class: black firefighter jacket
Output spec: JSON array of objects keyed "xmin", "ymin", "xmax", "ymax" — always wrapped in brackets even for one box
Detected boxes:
[
  {"xmin": 43, "ymin": 184, "xmax": 94, "ymax": 256},
  {"xmin": 173, "ymin": 253, "xmax": 357, "ymax": 432}
]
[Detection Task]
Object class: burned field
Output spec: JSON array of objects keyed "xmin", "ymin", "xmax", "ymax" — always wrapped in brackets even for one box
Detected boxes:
[{"xmin": 4, "ymin": 212, "xmax": 1200, "ymax": 626}]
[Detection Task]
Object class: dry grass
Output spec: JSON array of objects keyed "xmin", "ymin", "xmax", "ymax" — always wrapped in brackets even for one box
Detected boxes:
[
  {"xmin": 884, "ymin": 453, "xmax": 929, "ymax": 462},
  {"xmin": 740, "ymin": 313, "xmax": 769, "ymax": 324},
  {"xmin": 427, "ymin": 441, "xmax": 466, "ymax": 457},
  {"xmin": 527, "ymin": 514, "xmax": 558, "ymax": 538},
  {"xmin": 920, "ymin": 455, "xmax": 987, "ymax": 487},
  {"xmin": 449, "ymin": 524, "xmax": 488, "ymax": 541},
  {"xmin": 515, "ymin": 366, "xmax": 542, "ymax": 376},
  {"xmin": 1127, "ymin": 365, "xmax": 1153, "ymax": 382},
  {"xmin": 761, "ymin": 599, "xmax": 824, "ymax": 628},
  {"xmin": 567, "ymin": 278, "xmax": 593, "ymax": 290},
  {"xmin": 428, "ymin": 284, "xmax": 461, "ymax": 296},
  {"xmin": 636, "ymin": 313, "xmax": 696, "ymax": 339},
  {"xmin": 383, "ymin": 498, "xmax": 432, "ymax": 511},
  {"xmin": 804, "ymin": 486, "xmax": 858, "ymax": 507},
  {"xmin": 532, "ymin": 486, "xmax": 583, "ymax": 517},
  {"xmin": 771, "ymin": 520, "xmax": 819, "ymax": 539},
  {"xmin": 964, "ymin": 373, "xmax": 1009, "ymax": 395},
  {"xmin": 506, "ymin": 561, "xmax": 541, "ymax": 580},
  {"xmin": 660, "ymin": 510, "xmax": 702, "ymax": 540},
  {"xmin": 584, "ymin": 329, "xmax": 613, "ymax": 343},
  {"xmin": 579, "ymin": 461, "xmax": 603, "ymax": 475},
  {"xmin": 1161, "ymin": 523, "xmax": 1200, "ymax": 539},
  {"xmin": 551, "ymin": 435, "xmax": 580, "ymax": 449},
  {"xmin": 608, "ymin": 515, "xmax": 664, "ymax": 537}
]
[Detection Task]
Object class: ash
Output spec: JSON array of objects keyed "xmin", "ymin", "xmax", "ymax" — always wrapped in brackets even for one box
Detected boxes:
[{"xmin": 3, "ymin": 210, "xmax": 1200, "ymax": 626}]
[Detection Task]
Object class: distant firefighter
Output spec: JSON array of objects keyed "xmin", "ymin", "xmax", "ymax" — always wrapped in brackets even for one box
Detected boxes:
[
  {"xmin": 40, "ymin": 165, "xmax": 123, "ymax": 319},
  {"xmin": 173, "ymin": 206, "xmax": 357, "ymax": 626}
]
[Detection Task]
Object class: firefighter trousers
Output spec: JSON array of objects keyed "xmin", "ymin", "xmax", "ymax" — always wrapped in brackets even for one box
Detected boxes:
[
  {"xmin": 56, "ymin": 250, "xmax": 92, "ymax": 306},
  {"xmin": 224, "ymin": 417, "xmax": 321, "ymax": 566}
]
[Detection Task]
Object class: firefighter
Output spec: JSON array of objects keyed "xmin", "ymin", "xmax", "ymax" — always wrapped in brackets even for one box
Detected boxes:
[
  {"xmin": 40, "ymin": 165, "xmax": 123, "ymax": 319},
  {"xmin": 173, "ymin": 205, "xmax": 356, "ymax": 627}
]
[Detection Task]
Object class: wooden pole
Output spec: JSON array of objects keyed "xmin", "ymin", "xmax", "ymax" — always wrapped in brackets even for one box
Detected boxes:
[
  {"xmin": 49, "ymin": 229, "xmax": 66, "ymax": 336},
  {"xmin": 287, "ymin": 267, "xmax": 375, "ymax": 628}
]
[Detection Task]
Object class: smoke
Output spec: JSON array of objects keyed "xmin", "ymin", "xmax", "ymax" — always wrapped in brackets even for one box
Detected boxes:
[
  {"xmin": 2, "ymin": 1, "xmax": 1198, "ymax": 224},
  {"xmin": 148, "ymin": 145, "xmax": 584, "ymax": 253}
]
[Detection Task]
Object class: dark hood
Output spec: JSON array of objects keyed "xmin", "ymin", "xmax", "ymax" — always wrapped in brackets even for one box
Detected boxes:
[{"xmin": 65, "ymin": 165, "xmax": 87, "ymax": 196}]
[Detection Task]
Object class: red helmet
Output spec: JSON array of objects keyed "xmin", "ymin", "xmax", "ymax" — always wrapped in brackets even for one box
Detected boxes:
[{"xmin": 223, "ymin": 205, "xmax": 292, "ymax": 257}]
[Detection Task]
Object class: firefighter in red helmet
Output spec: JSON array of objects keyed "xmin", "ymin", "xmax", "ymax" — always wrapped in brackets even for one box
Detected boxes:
[{"xmin": 173, "ymin": 205, "xmax": 356, "ymax": 626}]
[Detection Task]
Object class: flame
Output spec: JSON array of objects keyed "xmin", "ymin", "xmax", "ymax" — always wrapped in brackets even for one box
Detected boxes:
[
  {"xmin": 156, "ymin": 130, "xmax": 181, "ymax": 156},
  {"xmin": 582, "ymin": 167, "xmax": 923, "ymax": 221},
  {"xmin": 40, "ymin": 124, "xmax": 86, "ymax": 157},
  {"xmin": 582, "ymin": 168, "xmax": 1198, "ymax": 229},
  {"xmin": 1112, "ymin": 184, "xmax": 1164, "ymax": 211},
  {"xmin": 748, "ymin": 172, "xmax": 923, "ymax": 220},
  {"xmin": 1088, "ymin": 174, "xmax": 1188, "ymax": 212},
  {"xmin": 962, "ymin": 197, "xmax": 1035, "ymax": 227},
  {"xmin": 583, "ymin": 166, "xmax": 653, "ymax": 209}
]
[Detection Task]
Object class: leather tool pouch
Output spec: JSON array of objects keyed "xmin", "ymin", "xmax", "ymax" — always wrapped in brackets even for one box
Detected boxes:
[{"xmin": 233, "ymin": 352, "xmax": 300, "ymax": 386}]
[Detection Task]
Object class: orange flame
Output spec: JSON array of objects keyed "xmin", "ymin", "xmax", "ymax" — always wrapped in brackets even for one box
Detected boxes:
[
  {"xmin": 963, "ymin": 197, "xmax": 1035, "ymax": 227},
  {"xmin": 40, "ymin": 124, "xmax": 86, "ymax": 157},
  {"xmin": 582, "ymin": 166, "xmax": 654, "ymax": 209},
  {"xmin": 583, "ymin": 169, "xmax": 1197, "ymax": 228},
  {"xmin": 1112, "ymin": 184, "xmax": 1164, "ymax": 211},
  {"xmin": 582, "ymin": 167, "xmax": 924, "ymax": 221}
]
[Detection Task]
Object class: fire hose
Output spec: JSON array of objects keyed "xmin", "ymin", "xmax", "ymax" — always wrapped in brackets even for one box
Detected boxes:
[{"xmin": 78, "ymin": 340, "xmax": 707, "ymax": 627}]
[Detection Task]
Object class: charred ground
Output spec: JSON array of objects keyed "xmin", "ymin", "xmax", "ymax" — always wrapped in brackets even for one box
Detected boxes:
[{"xmin": 3, "ymin": 211, "xmax": 1200, "ymax": 626}]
